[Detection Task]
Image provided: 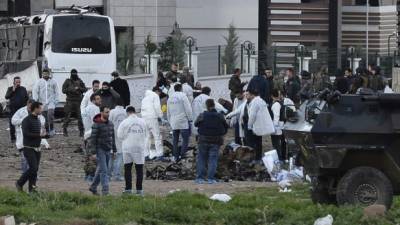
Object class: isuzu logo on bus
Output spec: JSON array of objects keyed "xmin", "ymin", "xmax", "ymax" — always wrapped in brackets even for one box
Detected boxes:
[{"xmin": 71, "ymin": 48, "xmax": 93, "ymax": 53}]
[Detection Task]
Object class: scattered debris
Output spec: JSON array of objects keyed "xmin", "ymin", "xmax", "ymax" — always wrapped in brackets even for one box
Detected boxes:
[
  {"xmin": 313, "ymin": 214, "xmax": 333, "ymax": 225},
  {"xmin": 146, "ymin": 141, "xmax": 270, "ymax": 182},
  {"xmin": 168, "ymin": 189, "xmax": 182, "ymax": 194},
  {"xmin": 363, "ymin": 204, "xmax": 387, "ymax": 220},
  {"xmin": 210, "ymin": 194, "xmax": 232, "ymax": 203},
  {"xmin": 217, "ymin": 143, "xmax": 270, "ymax": 182}
]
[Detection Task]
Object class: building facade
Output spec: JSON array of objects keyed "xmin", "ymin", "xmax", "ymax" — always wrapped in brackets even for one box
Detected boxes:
[{"xmin": 266, "ymin": 0, "xmax": 398, "ymax": 73}]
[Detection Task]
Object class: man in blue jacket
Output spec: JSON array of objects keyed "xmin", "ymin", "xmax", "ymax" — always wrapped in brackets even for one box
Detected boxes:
[
  {"xmin": 247, "ymin": 71, "xmax": 270, "ymax": 104},
  {"xmin": 194, "ymin": 99, "xmax": 229, "ymax": 184}
]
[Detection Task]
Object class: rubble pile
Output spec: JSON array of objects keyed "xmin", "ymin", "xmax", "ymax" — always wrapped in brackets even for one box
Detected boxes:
[{"xmin": 145, "ymin": 141, "xmax": 271, "ymax": 182}]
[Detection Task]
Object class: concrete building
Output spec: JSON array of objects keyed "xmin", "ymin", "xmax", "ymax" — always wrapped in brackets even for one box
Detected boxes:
[
  {"xmin": 265, "ymin": 0, "xmax": 398, "ymax": 73},
  {"xmin": 176, "ymin": 0, "xmax": 258, "ymax": 48}
]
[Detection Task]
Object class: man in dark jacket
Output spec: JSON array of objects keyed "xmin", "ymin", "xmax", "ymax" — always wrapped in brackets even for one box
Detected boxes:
[
  {"xmin": 110, "ymin": 71, "xmax": 131, "ymax": 107},
  {"xmin": 368, "ymin": 66, "xmax": 385, "ymax": 92},
  {"xmin": 88, "ymin": 106, "xmax": 117, "ymax": 196},
  {"xmin": 166, "ymin": 63, "xmax": 180, "ymax": 84},
  {"xmin": 247, "ymin": 72, "xmax": 270, "ymax": 103},
  {"xmin": 284, "ymin": 68, "xmax": 301, "ymax": 105},
  {"xmin": 194, "ymin": 99, "xmax": 228, "ymax": 184},
  {"xmin": 265, "ymin": 68, "xmax": 274, "ymax": 105},
  {"xmin": 16, "ymin": 101, "xmax": 48, "ymax": 193},
  {"xmin": 228, "ymin": 68, "xmax": 247, "ymax": 103},
  {"xmin": 62, "ymin": 69, "xmax": 86, "ymax": 137},
  {"xmin": 97, "ymin": 82, "xmax": 121, "ymax": 109},
  {"xmin": 5, "ymin": 76, "xmax": 29, "ymax": 142},
  {"xmin": 334, "ymin": 70, "xmax": 349, "ymax": 94}
]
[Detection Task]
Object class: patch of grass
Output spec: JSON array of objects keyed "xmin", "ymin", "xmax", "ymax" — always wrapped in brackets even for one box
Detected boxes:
[{"xmin": 0, "ymin": 185, "xmax": 399, "ymax": 225}]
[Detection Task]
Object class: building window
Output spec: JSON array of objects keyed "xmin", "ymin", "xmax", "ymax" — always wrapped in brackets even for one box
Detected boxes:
[{"xmin": 355, "ymin": 0, "xmax": 380, "ymax": 6}]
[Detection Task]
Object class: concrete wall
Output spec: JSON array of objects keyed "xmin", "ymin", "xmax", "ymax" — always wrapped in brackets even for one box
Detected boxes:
[
  {"xmin": 176, "ymin": 0, "xmax": 258, "ymax": 47},
  {"xmin": 126, "ymin": 73, "xmax": 253, "ymax": 109},
  {"xmin": 107, "ymin": 0, "xmax": 176, "ymax": 44}
]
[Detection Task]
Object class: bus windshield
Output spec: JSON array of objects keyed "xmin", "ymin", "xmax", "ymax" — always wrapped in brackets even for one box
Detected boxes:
[{"xmin": 52, "ymin": 15, "xmax": 111, "ymax": 54}]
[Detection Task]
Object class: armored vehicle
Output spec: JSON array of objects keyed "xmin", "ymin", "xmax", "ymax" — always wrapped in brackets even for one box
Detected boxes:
[{"xmin": 283, "ymin": 90, "xmax": 400, "ymax": 208}]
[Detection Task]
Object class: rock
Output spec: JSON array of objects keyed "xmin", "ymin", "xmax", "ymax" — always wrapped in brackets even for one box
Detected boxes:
[
  {"xmin": 0, "ymin": 216, "xmax": 15, "ymax": 225},
  {"xmin": 363, "ymin": 204, "xmax": 387, "ymax": 219}
]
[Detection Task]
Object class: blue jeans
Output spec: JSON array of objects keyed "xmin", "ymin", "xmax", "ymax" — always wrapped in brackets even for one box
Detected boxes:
[
  {"xmin": 173, "ymin": 128, "xmax": 190, "ymax": 160},
  {"xmin": 108, "ymin": 152, "xmax": 123, "ymax": 179},
  {"xmin": 196, "ymin": 144, "xmax": 220, "ymax": 180},
  {"xmin": 90, "ymin": 149, "xmax": 111, "ymax": 194}
]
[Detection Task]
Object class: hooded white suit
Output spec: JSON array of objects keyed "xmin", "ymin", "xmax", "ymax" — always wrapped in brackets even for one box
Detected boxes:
[
  {"xmin": 141, "ymin": 90, "xmax": 164, "ymax": 158},
  {"xmin": 117, "ymin": 114, "xmax": 149, "ymax": 165},
  {"xmin": 81, "ymin": 102, "xmax": 100, "ymax": 140}
]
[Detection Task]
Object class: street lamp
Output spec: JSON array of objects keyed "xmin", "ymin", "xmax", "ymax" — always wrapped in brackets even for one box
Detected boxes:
[
  {"xmin": 297, "ymin": 44, "xmax": 305, "ymax": 73},
  {"xmin": 388, "ymin": 31, "xmax": 398, "ymax": 56},
  {"xmin": 185, "ymin": 36, "xmax": 196, "ymax": 69},
  {"xmin": 243, "ymin": 40, "xmax": 253, "ymax": 73},
  {"xmin": 347, "ymin": 46, "xmax": 355, "ymax": 73}
]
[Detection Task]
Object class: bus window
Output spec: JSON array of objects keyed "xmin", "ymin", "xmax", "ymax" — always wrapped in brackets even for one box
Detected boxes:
[{"xmin": 51, "ymin": 15, "xmax": 111, "ymax": 54}]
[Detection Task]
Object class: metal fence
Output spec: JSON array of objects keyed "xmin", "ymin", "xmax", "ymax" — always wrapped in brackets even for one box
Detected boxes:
[
  {"xmin": 116, "ymin": 39, "xmax": 400, "ymax": 78},
  {"xmin": 266, "ymin": 46, "xmax": 400, "ymax": 77}
]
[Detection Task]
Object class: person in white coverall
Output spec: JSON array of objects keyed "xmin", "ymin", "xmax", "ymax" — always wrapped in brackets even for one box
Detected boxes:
[
  {"xmin": 141, "ymin": 87, "xmax": 164, "ymax": 159},
  {"xmin": 81, "ymin": 93, "xmax": 102, "ymax": 142},
  {"xmin": 12, "ymin": 99, "xmax": 48, "ymax": 173},
  {"xmin": 246, "ymin": 89, "xmax": 275, "ymax": 162},
  {"xmin": 117, "ymin": 106, "xmax": 148, "ymax": 196},
  {"xmin": 108, "ymin": 101, "xmax": 127, "ymax": 181},
  {"xmin": 180, "ymin": 76, "xmax": 194, "ymax": 103},
  {"xmin": 32, "ymin": 68, "xmax": 59, "ymax": 136},
  {"xmin": 81, "ymin": 80, "xmax": 101, "ymax": 111},
  {"xmin": 167, "ymin": 83, "xmax": 193, "ymax": 161},
  {"xmin": 192, "ymin": 86, "xmax": 228, "ymax": 136}
]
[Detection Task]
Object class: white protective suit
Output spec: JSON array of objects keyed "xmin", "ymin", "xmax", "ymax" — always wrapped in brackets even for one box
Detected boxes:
[
  {"xmin": 32, "ymin": 78, "xmax": 59, "ymax": 110},
  {"xmin": 229, "ymin": 97, "xmax": 245, "ymax": 127},
  {"xmin": 226, "ymin": 101, "xmax": 247, "ymax": 138},
  {"xmin": 167, "ymin": 91, "xmax": 193, "ymax": 130},
  {"xmin": 81, "ymin": 102, "xmax": 100, "ymax": 140},
  {"xmin": 80, "ymin": 89, "xmax": 94, "ymax": 111},
  {"xmin": 141, "ymin": 90, "xmax": 164, "ymax": 158},
  {"xmin": 117, "ymin": 114, "xmax": 149, "ymax": 165},
  {"xmin": 109, "ymin": 106, "xmax": 127, "ymax": 153},
  {"xmin": 182, "ymin": 83, "xmax": 194, "ymax": 103},
  {"xmin": 271, "ymin": 101, "xmax": 284, "ymax": 135},
  {"xmin": 192, "ymin": 93, "xmax": 228, "ymax": 135},
  {"xmin": 248, "ymin": 96, "xmax": 275, "ymax": 136},
  {"xmin": 11, "ymin": 107, "xmax": 49, "ymax": 150},
  {"xmin": 167, "ymin": 82, "xmax": 178, "ymax": 97}
]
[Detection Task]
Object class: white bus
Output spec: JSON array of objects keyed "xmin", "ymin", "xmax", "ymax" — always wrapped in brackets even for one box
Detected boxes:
[{"xmin": 0, "ymin": 8, "xmax": 116, "ymax": 109}]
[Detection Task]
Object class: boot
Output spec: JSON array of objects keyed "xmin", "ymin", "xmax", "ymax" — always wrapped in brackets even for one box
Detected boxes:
[{"xmin": 63, "ymin": 127, "xmax": 68, "ymax": 137}]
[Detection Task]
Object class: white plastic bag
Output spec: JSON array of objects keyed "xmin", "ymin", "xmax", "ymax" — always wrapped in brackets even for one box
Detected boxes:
[
  {"xmin": 210, "ymin": 194, "xmax": 232, "ymax": 203},
  {"xmin": 262, "ymin": 150, "xmax": 279, "ymax": 174},
  {"xmin": 313, "ymin": 214, "xmax": 333, "ymax": 225}
]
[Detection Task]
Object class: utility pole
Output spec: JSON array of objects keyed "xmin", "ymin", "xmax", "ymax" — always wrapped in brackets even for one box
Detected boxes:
[{"xmin": 258, "ymin": 0, "xmax": 270, "ymax": 74}]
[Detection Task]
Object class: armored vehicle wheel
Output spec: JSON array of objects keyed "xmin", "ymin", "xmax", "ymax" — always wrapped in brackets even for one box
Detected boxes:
[
  {"xmin": 336, "ymin": 167, "xmax": 393, "ymax": 209},
  {"xmin": 311, "ymin": 177, "xmax": 336, "ymax": 204}
]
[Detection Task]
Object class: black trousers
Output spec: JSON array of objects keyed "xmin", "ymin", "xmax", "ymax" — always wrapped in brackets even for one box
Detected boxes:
[
  {"xmin": 8, "ymin": 109, "xmax": 16, "ymax": 141},
  {"xmin": 245, "ymin": 129, "xmax": 262, "ymax": 160},
  {"xmin": 17, "ymin": 148, "xmax": 41, "ymax": 191},
  {"xmin": 124, "ymin": 163, "xmax": 144, "ymax": 191},
  {"xmin": 63, "ymin": 101, "xmax": 83, "ymax": 131},
  {"xmin": 272, "ymin": 135, "xmax": 288, "ymax": 161}
]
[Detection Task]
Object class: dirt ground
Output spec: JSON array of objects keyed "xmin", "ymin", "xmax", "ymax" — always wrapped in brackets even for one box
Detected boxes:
[{"xmin": 0, "ymin": 117, "xmax": 274, "ymax": 196}]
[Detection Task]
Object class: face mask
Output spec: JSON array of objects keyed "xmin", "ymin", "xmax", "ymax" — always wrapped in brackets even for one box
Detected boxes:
[{"xmin": 71, "ymin": 74, "xmax": 78, "ymax": 80}]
